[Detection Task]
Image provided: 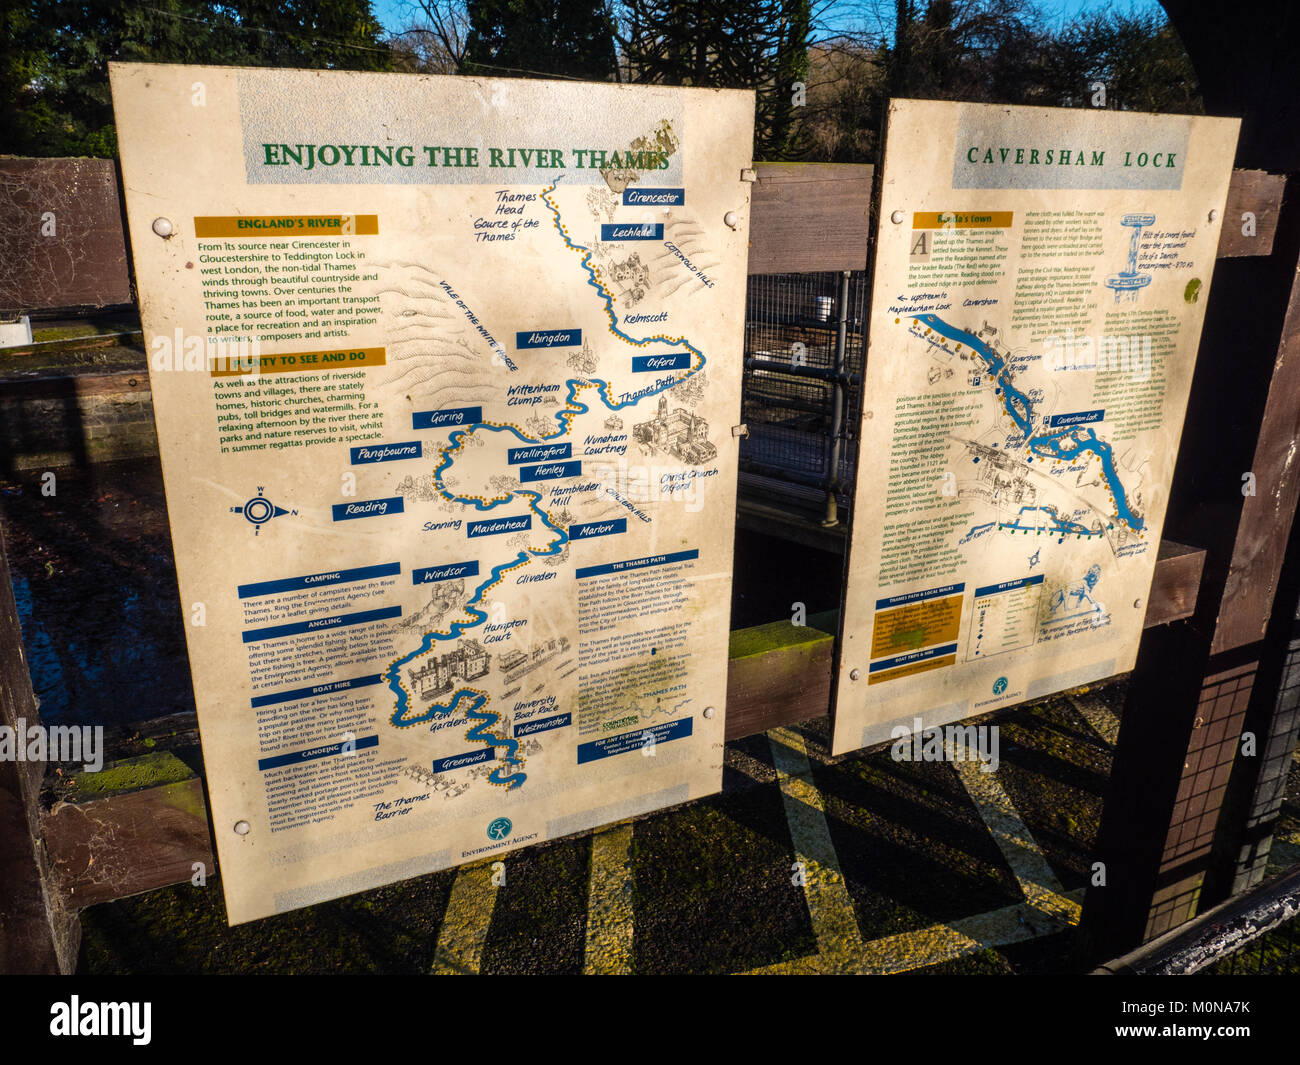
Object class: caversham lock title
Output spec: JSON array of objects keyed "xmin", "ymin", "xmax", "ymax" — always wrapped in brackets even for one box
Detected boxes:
[
  {"xmin": 260, "ymin": 143, "xmax": 672, "ymax": 172},
  {"xmin": 964, "ymin": 146, "xmax": 1179, "ymax": 169}
]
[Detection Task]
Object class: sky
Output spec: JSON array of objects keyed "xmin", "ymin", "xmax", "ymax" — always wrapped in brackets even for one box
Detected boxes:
[{"xmin": 369, "ymin": 0, "xmax": 1170, "ymax": 42}]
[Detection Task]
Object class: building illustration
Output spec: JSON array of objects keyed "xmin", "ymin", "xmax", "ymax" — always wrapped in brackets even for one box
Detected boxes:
[
  {"xmin": 632, "ymin": 394, "xmax": 717, "ymax": 464},
  {"xmin": 407, "ymin": 639, "xmax": 490, "ymax": 700},
  {"xmin": 499, "ymin": 636, "xmax": 571, "ymax": 683},
  {"xmin": 610, "ymin": 252, "xmax": 650, "ymax": 304}
]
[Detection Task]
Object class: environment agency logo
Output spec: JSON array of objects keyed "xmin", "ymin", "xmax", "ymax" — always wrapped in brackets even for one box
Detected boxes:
[
  {"xmin": 487, "ymin": 817, "xmax": 512, "ymax": 841},
  {"xmin": 992, "ymin": 676, "xmax": 1009, "ymax": 695}
]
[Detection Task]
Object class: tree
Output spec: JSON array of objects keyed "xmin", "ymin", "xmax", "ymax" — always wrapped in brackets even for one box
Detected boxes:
[
  {"xmin": 798, "ymin": 36, "xmax": 887, "ymax": 163},
  {"xmin": 462, "ymin": 0, "xmax": 618, "ymax": 80},
  {"xmin": 617, "ymin": 0, "xmax": 813, "ymax": 159},
  {"xmin": 2, "ymin": 0, "xmax": 392, "ymax": 158},
  {"xmin": 1045, "ymin": 10, "xmax": 1202, "ymax": 114},
  {"xmin": 885, "ymin": 0, "xmax": 1052, "ymax": 105},
  {"xmin": 390, "ymin": 0, "xmax": 473, "ymax": 73}
]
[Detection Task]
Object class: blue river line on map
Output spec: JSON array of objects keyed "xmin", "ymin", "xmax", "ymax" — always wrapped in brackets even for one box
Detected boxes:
[
  {"xmin": 382, "ymin": 177, "xmax": 708, "ymax": 790},
  {"xmin": 913, "ymin": 313, "xmax": 1143, "ymax": 537}
]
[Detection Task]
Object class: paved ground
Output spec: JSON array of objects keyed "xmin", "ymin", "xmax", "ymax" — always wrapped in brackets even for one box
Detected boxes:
[
  {"xmin": 74, "ymin": 689, "xmax": 1143, "ymax": 975},
  {"xmin": 6, "ymin": 460, "xmax": 1298, "ymax": 974}
]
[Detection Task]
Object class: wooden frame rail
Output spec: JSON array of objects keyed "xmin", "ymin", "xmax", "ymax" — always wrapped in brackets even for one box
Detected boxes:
[{"xmin": 0, "ymin": 156, "xmax": 1280, "ymax": 969}]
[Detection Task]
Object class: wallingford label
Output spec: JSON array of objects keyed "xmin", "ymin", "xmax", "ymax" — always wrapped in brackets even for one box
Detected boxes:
[{"xmin": 508, "ymin": 443, "xmax": 571, "ymax": 463}]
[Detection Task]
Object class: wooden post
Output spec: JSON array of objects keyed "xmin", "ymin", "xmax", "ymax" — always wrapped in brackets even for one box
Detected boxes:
[
  {"xmin": 0, "ymin": 524, "xmax": 79, "ymax": 973},
  {"xmin": 1202, "ymin": 490, "xmax": 1300, "ymax": 902},
  {"xmin": 1080, "ymin": 0, "xmax": 1300, "ymax": 960}
]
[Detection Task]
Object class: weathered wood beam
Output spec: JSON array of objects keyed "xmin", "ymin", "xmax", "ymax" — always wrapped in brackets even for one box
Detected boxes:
[
  {"xmin": 725, "ymin": 540, "xmax": 1206, "ymax": 739},
  {"xmin": 1218, "ymin": 169, "xmax": 1286, "ymax": 258},
  {"xmin": 748, "ymin": 162, "xmax": 873, "ymax": 274},
  {"xmin": 0, "ymin": 158, "xmax": 133, "ymax": 315},
  {"xmin": 0, "ymin": 526, "xmax": 79, "ymax": 971},
  {"xmin": 38, "ymin": 539, "xmax": 1205, "ymax": 911},
  {"xmin": 43, "ymin": 777, "xmax": 213, "ymax": 909}
]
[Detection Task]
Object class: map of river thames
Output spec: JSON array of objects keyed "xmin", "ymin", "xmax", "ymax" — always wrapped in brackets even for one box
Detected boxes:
[{"xmin": 112, "ymin": 63, "xmax": 754, "ymax": 924}]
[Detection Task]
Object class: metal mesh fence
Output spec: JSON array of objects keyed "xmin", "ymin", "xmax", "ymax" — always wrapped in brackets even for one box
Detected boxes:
[
  {"xmin": 740, "ymin": 271, "xmax": 870, "ymax": 505},
  {"xmin": 1200, "ymin": 911, "xmax": 1300, "ymax": 974}
]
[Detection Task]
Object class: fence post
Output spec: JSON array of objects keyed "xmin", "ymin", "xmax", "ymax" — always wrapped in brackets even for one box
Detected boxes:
[
  {"xmin": 822, "ymin": 270, "xmax": 852, "ymax": 527},
  {"xmin": 0, "ymin": 523, "xmax": 80, "ymax": 972}
]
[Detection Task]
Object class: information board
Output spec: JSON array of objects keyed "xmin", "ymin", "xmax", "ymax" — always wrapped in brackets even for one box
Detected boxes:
[
  {"xmin": 110, "ymin": 63, "xmax": 754, "ymax": 923},
  {"xmin": 832, "ymin": 99, "xmax": 1239, "ymax": 755}
]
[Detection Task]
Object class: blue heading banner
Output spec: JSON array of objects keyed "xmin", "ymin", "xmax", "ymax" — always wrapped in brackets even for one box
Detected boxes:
[
  {"xmin": 576, "ymin": 549, "xmax": 698, "ymax": 580},
  {"xmin": 258, "ymin": 734, "xmax": 378, "ymax": 771},
  {"xmin": 520, "ymin": 460, "xmax": 582, "ymax": 482},
  {"xmin": 875, "ymin": 583, "xmax": 966, "ymax": 611},
  {"xmin": 242, "ymin": 605, "xmax": 401, "ymax": 644},
  {"xmin": 251, "ymin": 673, "xmax": 383, "ymax": 709},
  {"xmin": 601, "ymin": 222, "xmax": 662, "ymax": 241},
  {"xmin": 413, "ymin": 406, "xmax": 482, "ymax": 429},
  {"xmin": 432, "ymin": 748, "xmax": 494, "ymax": 774},
  {"xmin": 508, "ymin": 443, "xmax": 571, "ymax": 464},
  {"xmin": 570, "ymin": 519, "xmax": 626, "ymax": 539},
  {"xmin": 514, "ymin": 712, "xmax": 571, "ymax": 738},
  {"xmin": 632, "ymin": 353, "xmax": 690, "ymax": 372},
  {"xmin": 413, "ymin": 560, "xmax": 480, "ymax": 584},
  {"xmin": 577, "ymin": 718, "xmax": 692, "ymax": 764},
  {"xmin": 350, "ymin": 441, "xmax": 422, "ymax": 464},
  {"xmin": 516, "ymin": 329, "xmax": 581, "ymax": 349},
  {"xmin": 467, "ymin": 515, "xmax": 532, "ymax": 537},
  {"xmin": 974, "ymin": 574, "xmax": 1046, "ymax": 597},
  {"xmin": 333, "ymin": 497, "xmax": 403, "ymax": 521},
  {"xmin": 623, "ymin": 188, "xmax": 684, "ymax": 205},
  {"xmin": 238, "ymin": 562, "xmax": 399, "ymax": 599},
  {"xmin": 1046, "ymin": 409, "xmax": 1104, "ymax": 428},
  {"xmin": 869, "ymin": 643, "xmax": 959, "ymax": 673}
]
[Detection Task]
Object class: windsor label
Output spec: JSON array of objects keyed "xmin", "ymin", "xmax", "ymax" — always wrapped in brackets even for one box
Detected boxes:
[
  {"xmin": 111, "ymin": 63, "xmax": 754, "ymax": 923},
  {"xmin": 832, "ymin": 99, "xmax": 1239, "ymax": 755}
]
